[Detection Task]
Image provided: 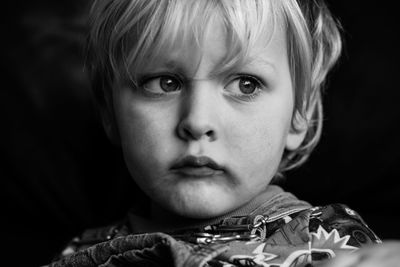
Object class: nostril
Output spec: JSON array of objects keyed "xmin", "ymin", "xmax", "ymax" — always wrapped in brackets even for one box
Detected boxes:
[
  {"xmin": 183, "ymin": 127, "xmax": 196, "ymax": 139},
  {"xmin": 203, "ymin": 129, "xmax": 217, "ymax": 142},
  {"xmin": 177, "ymin": 122, "xmax": 217, "ymax": 141},
  {"xmin": 205, "ymin": 130, "xmax": 214, "ymax": 138}
]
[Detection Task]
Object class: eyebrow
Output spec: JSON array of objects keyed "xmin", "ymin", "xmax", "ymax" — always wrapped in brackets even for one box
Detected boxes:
[
  {"xmin": 211, "ymin": 57, "xmax": 277, "ymax": 79},
  {"xmin": 146, "ymin": 59, "xmax": 196, "ymax": 75},
  {"xmin": 134, "ymin": 59, "xmax": 187, "ymax": 76},
  {"xmin": 137, "ymin": 56, "xmax": 277, "ymax": 80},
  {"xmin": 164, "ymin": 60, "xmax": 192, "ymax": 73},
  {"xmin": 243, "ymin": 58, "xmax": 277, "ymax": 72}
]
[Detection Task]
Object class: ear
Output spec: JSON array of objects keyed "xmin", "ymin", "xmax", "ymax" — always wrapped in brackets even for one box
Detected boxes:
[
  {"xmin": 285, "ymin": 113, "xmax": 308, "ymax": 151},
  {"xmin": 101, "ymin": 108, "xmax": 121, "ymax": 146}
]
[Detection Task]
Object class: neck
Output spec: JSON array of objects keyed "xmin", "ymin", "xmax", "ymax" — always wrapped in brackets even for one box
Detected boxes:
[{"xmin": 149, "ymin": 202, "xmax": 201, "ymax": 232}]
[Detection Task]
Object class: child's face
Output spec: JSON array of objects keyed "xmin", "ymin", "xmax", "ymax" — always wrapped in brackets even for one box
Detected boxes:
[{"xmin": 111, "ymin": 17, "xmax": 305, "ymax": 218}]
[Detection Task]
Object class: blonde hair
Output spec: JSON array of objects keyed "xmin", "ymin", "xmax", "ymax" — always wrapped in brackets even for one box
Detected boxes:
[{"xmin": 86, "ymin": 0, "xmax": 342, "ymax": 174}]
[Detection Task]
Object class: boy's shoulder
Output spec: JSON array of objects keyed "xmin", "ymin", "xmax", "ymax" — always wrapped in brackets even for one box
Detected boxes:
[
  {"xmin": 51, "ymin": 203, "xmax": 380, "ymax": 267},
  {"xmin": 308, "ymin": 203, "xmax": 380, "ymax": 246},
  {"xmin": 219, "ymin": 203, "xmax": 381, "ymax": 266},
  {"xmin": 56, "ymin": 220, "xmax": 130, "ymax": 259},
  {"xmin": 299, "ymin": 203, "xmax": 380, "ymax": 247}
]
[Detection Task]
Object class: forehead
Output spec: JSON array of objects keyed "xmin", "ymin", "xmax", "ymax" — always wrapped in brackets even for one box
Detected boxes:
[
  {"xmin": 143, "ymin": 20, "xmax": 287, "ymax": 80},
  {"xmin": 124, "ymin": 0, "xmax": 287, "ymax": 78}
]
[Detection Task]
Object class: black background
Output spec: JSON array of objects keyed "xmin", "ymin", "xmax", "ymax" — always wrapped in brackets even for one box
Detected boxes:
[{"xmin": 2, "ymin": 1, "xmax": 400, "ymax": 266}]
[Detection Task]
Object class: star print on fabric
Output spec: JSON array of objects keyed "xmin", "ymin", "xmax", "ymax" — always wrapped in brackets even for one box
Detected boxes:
[{"xmin": 311, "ymin": 226, "xmax": 358, "ymax": 253}]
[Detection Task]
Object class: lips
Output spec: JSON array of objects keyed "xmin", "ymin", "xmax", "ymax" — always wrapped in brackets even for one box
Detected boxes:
[{"xmin": 171, "ymin": 155, "xmax": 224, "ymax": 177}]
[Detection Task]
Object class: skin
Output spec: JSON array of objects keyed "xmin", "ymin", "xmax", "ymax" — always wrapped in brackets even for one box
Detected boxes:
[{"xmin": 109, "ymin": 16, "xmax": 306, "ymax": 221}]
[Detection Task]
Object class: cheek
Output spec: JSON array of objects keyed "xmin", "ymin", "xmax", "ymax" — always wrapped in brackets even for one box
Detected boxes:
[
  {"xmin": 228, "ymin": 112, "xmax": 290, "ymax": 154},
  {"xmin": 224, "ymin": 102, "xmax": 292, "ymax": 178},
  {"xmin": 113, "ymin": 90, "xmax": 177, "ymax": 173}
]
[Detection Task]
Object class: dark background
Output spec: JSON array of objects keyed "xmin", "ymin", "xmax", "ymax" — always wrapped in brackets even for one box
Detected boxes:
[{"xmin": 2, "ymin": 1, "xmax": 399, "ymax": 266}]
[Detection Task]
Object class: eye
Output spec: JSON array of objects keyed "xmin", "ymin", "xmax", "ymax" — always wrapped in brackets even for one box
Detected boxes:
[
  {"xmin": 225, "ymin": 75, "xmax": 264, "ymax": 100},
  {"xmin": 141, "ymin": 75, "xmax": 182, "ymax": 94},
  {"xmin": 159, "ymin": 76, "xmax": 180, "ymax": 92},
  {"xmin": 238, "ymin": 78, "xmax": 258, "ymax": 94}
]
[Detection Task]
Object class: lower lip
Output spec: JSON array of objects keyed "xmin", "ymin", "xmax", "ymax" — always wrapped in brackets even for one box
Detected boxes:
[{"xmin": 172, "ymin": 167, "xmax": 224, "ymax": 177}]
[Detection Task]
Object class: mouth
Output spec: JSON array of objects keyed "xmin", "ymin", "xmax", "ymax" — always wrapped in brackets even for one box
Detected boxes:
[{"xmin": 170, "ymin": 155, "xmax": 225, "ymax": 177}]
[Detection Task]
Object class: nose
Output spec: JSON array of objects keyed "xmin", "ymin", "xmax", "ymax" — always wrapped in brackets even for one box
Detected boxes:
[{"xmin": 176, "ymin": 81, "xmax": 218, "ymax": 142}]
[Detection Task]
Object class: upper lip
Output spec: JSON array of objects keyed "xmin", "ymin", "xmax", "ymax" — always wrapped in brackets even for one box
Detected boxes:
[{"xmin": 171, "ymin": 155, "xmax": 224, "ymax": 171}]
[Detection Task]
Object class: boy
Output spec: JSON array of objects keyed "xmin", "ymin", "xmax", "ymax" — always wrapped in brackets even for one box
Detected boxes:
[{"xmin": 48, "ymin": 0, "xmax": 395, "ymax": 266}]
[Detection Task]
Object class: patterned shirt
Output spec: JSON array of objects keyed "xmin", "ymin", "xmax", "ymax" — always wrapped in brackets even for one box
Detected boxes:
[{"xmin": 47, "ymin": 186, "xmax": 380, "ymax": 267}]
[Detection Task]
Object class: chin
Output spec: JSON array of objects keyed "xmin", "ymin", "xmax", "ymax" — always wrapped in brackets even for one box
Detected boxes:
[
  {"xmin": 151, "ymin": 178, "xmax": 242, "ymax": 219},
  {"xmin": 167, "ymin": 192, "xmax": 236, "ymax": 219}
]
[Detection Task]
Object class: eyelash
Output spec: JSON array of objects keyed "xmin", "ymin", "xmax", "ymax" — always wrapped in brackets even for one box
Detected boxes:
[
  {"xmin": 137, "ymin": 73, "xmax": 265, "ymax": 101},
  {"xmin": 227, "ymin": 74, "xmax": 265, "ymax": 102},
  {"xmin": 137, "ymin": 73, "xmax": 184, "ymax": 97}
]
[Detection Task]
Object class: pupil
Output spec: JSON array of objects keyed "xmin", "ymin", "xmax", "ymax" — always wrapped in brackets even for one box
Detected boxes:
[
  {"xmin": 239, "ymin": 78, "xmax": 256, "ymax": 94},
  {"xmin": 160, "ymin": 77, "xmax": 179, "ymax": 92}
]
